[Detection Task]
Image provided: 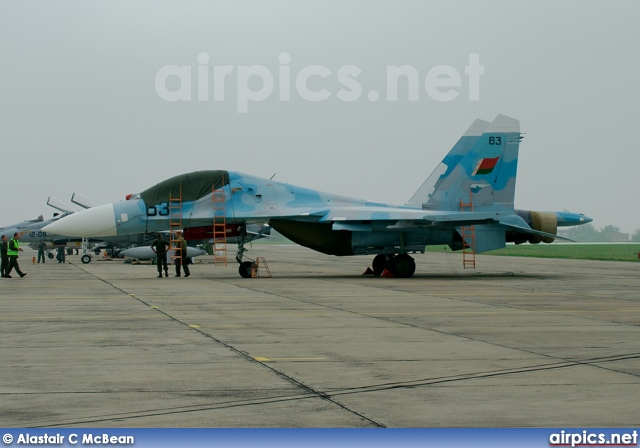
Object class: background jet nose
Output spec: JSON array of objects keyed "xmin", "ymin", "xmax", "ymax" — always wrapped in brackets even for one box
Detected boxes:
[
  {"xmin": 555, "ymin": 211, "xmax": 593, "ymax": 227},
  {"xmin": 42, "ymin": 203, "xmax": 118, "ymax": 237}
]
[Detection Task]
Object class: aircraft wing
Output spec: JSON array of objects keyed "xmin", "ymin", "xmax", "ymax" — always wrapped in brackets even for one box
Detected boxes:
[
  {"xmin": 299, "ymin": 205, "xmax": 565, "ymax": 242},
  {"xmin": 304, "ymin": 206, "xmax": 500, "ymax": 228}
]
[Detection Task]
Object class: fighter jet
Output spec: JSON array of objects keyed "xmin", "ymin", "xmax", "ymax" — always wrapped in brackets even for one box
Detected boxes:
[
  {"xmin": 0, "ymin": 196, "xmax": 156, "ymax": 263},
  {"xmin": 2, "ymin": 213, "xmax": 72, "ymax": 247},
  {"xmin": 0, "ymin": 213, "xmax": 154, "ymax": 263},
  {"xmin": 43, "ymin": 115, "xmax": 592, "ymax": 278},
  {"xmin": 0, "ymin": 215, "xmax": 45, "ymax": 232}
]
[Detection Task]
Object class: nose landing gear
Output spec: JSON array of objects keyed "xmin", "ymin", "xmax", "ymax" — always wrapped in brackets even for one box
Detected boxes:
[{"xmin": 235, "ymin": 228, "xmax": 251, "ymax": 278}]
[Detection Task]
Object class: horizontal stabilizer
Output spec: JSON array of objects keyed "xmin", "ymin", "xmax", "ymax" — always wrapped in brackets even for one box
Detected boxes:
[{"xmin": 499, "ymin": 222, "xmax": 573, "ymax": 242}]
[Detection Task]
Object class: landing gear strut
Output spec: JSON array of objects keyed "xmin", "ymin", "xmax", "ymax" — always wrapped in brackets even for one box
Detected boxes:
[
  {"xmin": 372, "ymin": 253, "xmax": 416, "ymax": 278},
  {"xmin": 81, "ymin": 237, "xmax": 92, "ymax": 264},
  {"xmin": 235, "ymin": 225, "xmax": 254, "ymax": 278}
]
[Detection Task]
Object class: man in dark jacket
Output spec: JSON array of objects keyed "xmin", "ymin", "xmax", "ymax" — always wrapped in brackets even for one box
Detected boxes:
[
  {"xmin": 151, "ymin": 233, "xmax": 170, "ymax": 278},
  {"xmin": 174, "ymin": 231, "xmax": 190, "ymax": 278},
  {"xmin": 56, "ymin": 245, "xmax": 66, "ymax": 263},
  {"xmin": 37, "ymin": 241, "xmax": 46, "ymax": 263},
  {"xmin": 0, "ymin": 235, "xmax": 8, "ymax": 278}
]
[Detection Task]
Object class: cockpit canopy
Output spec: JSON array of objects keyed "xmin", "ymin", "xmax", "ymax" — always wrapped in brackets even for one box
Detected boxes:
[{"xmin": 138, "ymin": 170, "xmax": 230, "ymax": 205}]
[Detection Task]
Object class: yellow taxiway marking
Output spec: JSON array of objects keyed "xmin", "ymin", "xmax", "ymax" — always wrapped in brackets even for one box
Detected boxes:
[{"xmin": 254, "ymin": 357, "xmax": 326, "ymax": 362}]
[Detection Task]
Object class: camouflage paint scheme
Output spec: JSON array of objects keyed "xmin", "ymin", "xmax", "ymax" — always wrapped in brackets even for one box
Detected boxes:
[{"xmin": 43, "ymin": 115, "xmax": 592, "ymax": 277}]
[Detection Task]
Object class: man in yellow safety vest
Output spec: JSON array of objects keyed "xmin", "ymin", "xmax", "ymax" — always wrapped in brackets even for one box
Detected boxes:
[{"xmin": 6, "ymin": 232, "xmax": 27, "ymax": 278}]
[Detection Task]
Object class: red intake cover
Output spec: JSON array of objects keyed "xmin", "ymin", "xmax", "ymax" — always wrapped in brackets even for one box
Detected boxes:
[{"xmin": 183, "ymin": 225, "xmax": 241, "ymax": 241}]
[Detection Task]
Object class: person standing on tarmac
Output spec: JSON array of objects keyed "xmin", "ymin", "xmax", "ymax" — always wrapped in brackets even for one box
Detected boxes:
[
  {"xmin": 6, "ymin": 232, "xmax": 27, "ymax": 278},
  {"xmin": 151, "ymin": 233, "xmax": 170, "ymax": 278},
  {"xmin": 174, "ymin": 231, "xmax": 190, "ymax": 278},
  {"xmin": 56, "ymin": 245, "xmax": 66, "ymax": 263},
  {"xmin": 37, "ymin": 241, "xmax": 46, "ymax": 263},
  {"xmin": 1, "ymin": 235, "xmax": 9, "ymax": 278}
]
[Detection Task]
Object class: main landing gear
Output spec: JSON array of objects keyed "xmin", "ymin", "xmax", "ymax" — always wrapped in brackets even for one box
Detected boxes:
[{"xmin": 372, "ymin": 253, "xmax": 416, "ymax": 278}]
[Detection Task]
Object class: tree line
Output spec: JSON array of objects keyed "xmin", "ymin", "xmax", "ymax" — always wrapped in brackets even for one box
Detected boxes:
[{"xmin": 561, "ymin": 224, "xmax": 640, "ymax": 242}]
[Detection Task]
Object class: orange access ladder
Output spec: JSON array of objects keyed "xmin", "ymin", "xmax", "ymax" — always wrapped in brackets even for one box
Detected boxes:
[
  {"xmin": 212, "ymin": 188, "xmax": 227, "ymax": 266},
  {"xmin": 459, "ymin": 195, "xmax": 476, "ymax": 269},
  {"xmin": 251, "ymin": 257, "xmax": 272, "ymax": 278},
  {"xmin": 169, "ymin": 184, "xmax": 183, "ymax": 265}
]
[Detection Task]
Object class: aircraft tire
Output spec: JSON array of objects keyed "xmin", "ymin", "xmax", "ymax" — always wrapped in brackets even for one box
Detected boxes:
[
  {"xmin": 47, "ymin": 253, "xmax": 54, "ymax": 259},
  {"xmin": 239, "ymin": 261, "xmax": 254, "ymax": 278},
  {"xmin": 81, "ymin": 254, "xmax": 92, "ymax": 264},
  {"xmin": 372, "ymin": 254, "xmax": 387, "ymax": 277},
  {"xmin": 390, "ymin": 254, "xmax": 415, "ymax": 278}
]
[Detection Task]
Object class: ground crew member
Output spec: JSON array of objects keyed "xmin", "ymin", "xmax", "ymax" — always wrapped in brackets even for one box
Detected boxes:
[
  {"xmin": 37, "ymin": 241, "xmax": 46, "ymax": 263},
  {"xmin": 1, "ymin": 235, "xmax": 8, "ymax": 278},
  {"xmin": 174, "ymin": 231, "xmax": 190, "ymax": 278},
  {"xmin": 6, "ymin": 232, "xmax": 27, "ymax": 278},
  {"xmin": 56, "ymin": 245, "xmax": 66, "ymax": 263},
  {"xmin": 151, "ymin": 233, "xmax": 170, "ymax": 278}
]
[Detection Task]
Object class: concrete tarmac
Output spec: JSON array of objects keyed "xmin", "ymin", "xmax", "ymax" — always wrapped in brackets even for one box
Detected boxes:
[{"xmin": 1, "ymin": 245, "xmax": 639, "ymax": 427}]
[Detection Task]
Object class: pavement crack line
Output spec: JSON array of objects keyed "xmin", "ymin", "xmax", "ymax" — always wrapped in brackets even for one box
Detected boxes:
[
  {"xmin": 69, "ymin": 263, "xmax": 638, "ymax": 426},
  {"xmin": 20, "ymin": 351, "xmax": 640, "ymax": 427},
  {"xmin": 38, "ymin": 393, "xmax": 344, "ymax": 427},
  {"xmin": 71, "ymin": 263, "xmax": 385, "ymax": 428},
  {"xmin": 216, "ymin": 277, "xmax": 640, "ymax": 382}
]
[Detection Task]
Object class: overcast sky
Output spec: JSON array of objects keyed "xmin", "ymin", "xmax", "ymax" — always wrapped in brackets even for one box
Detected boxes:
[{"xmin": 1, "ymin": 1, "xmax": 639, "ymax": 233}]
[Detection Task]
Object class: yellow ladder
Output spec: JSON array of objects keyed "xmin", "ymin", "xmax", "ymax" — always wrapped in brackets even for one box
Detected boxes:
[
  {"xmin": 212, "ymin": 188, "xmax": 227, "ymax": 266},
  {"xmin": 169, "ymin": 184, "xmax": 183, "ymax": 264},
  {"xmin": 459, "ymin": 196, "xmax": 476, "ymax": 269}
]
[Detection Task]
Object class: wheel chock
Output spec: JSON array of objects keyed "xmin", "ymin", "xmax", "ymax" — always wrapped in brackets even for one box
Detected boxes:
[{"xmin": 380, "ymin": 268, "xmax": 394, "ymax": 278}]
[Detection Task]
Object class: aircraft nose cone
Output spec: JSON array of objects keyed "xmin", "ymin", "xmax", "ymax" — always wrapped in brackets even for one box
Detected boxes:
[
  {"xmin": 581, "ymin": 214, "xmax": 593, "ymax": 224},
  {"xmin": 42, "ymin": 203, "xmax": 117, "ymax": 237},
  {"xmin": 554, "ymin": 211, "xmax": 593, "ymax": 227}
]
